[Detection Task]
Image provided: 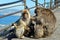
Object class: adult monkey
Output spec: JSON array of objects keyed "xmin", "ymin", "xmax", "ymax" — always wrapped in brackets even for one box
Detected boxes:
[
  {"xmin": 28, "ymin": 7, "xmax": 44, "ymax": 38},
  {"xmin": 34, "ymin": 7, "xmax": 56, "ymax": 38},
  {"xmin": 33, "ymin": 7, "xmax": 44, "ymax": 38},
  {"xmin": 13, "ymin": 9, "xmax": 30, "ymax": 39},
  {"xmin": 41, "ymin": 9, "xmax": 56, "ymax": 37}
]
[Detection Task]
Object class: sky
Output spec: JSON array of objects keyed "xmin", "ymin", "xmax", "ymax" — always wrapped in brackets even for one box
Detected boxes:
[{"xmin": 0, "ymin": 0, "xmax": 51, "ymax": 25}]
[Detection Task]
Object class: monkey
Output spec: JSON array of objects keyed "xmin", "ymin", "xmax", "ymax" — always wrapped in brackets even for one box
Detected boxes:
[
  {"xmin": 40, "ymin": 9, "xmax": 56, "ymax": 37},
  {"xmin": 14, "ymin": 20, "xmax": 26, "ymax": 39},
  {"xmin": 30, "ymin": 7, "xmax": 44, "ymax": 38},
  {"xmin": 13, "ymin": 9, "xmax": 31, "ymax": 39},
  {"xmin": 33, "ymin": 7, "xmax": 56, "ymax": 38},
  {"xmin": 25, "ymin": 7, "xmax": 44, "ymax": 38}
]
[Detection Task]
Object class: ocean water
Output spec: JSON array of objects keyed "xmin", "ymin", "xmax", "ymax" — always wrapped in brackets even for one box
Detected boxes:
[
  {"xmin": 0, "ymin": 15, "xmax": 20, "ymax": 30},
  {"xmin": 0, "ymin": 13, "xmax": 21, "ymax": 37},
  {"xmin": 0, "ymin": 12, "xmax": 20, "ymax": 31},
  {"xmin": 0, "ymin": 15, "xmax": 20, "ymax": 25}
]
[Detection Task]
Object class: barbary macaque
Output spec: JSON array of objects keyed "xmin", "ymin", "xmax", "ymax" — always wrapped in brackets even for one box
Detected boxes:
[
  {"xmin": 33, "ymin": 7, "xmax": 56, "ymax": 38},
  {"xmin": 13, "ymin": 9, "xmax": 31, "ymax": 39},
  {"xmin": 41, "ymin": 9, "xmax": 56, "ymax": 37}
]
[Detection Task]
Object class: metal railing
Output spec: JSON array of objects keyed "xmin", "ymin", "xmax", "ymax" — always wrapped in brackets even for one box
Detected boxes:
[
  {"xmin": 0, "ymin": 4, "xmax": 24, "ymax": 10},
  {"xmin": 0, "ymin": 0, "xmax": 23, "ymax": 18},
  {"xmin": 0, "ymin": 0, "xmax": 60, "ymax": 18},
  {"xmin": 0, "ymin": 5, "xmax": 39, "ymax": 18},
  {"xmin": 31, "ymin": 0, "xmax": 60, "ymax": 9},
  {"xmin": 0, "ymin": 0, "xmax": 23, "ymax": 7},
  {"xmin": 31, "ymin": 0, "xmax": 44, "ymax": 7}
]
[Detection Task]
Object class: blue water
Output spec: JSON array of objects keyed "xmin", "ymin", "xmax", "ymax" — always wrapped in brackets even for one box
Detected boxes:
[
  {"xmin": 0, "ymin": 14, "xmax": 20, "ymax": 25},
  {"xmin": 0, "ymin": 14, "xmax": 20, "ymax": 31}
]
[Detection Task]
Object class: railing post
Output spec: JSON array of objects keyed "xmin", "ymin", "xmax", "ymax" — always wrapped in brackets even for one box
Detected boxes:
[
  {"xmin": 35, "ymin": 0, "xmax": 38, "ymax": 7},
  {"xmin": 44, "ymin": 0, "xmax": 45, "ymax": 8},
  {"xmin": 31, "ymin": 0, "xmax": 38, "ymax": 7},
  {"xmin": 50, "ymin": 0, "xmax": 52, "ymax": 9},
  {"xmin": 24, "ymin": 0, "xmax": 26, "ymax": 9}
]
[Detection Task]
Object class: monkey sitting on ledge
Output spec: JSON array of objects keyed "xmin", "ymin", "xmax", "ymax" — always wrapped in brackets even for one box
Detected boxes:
[
  {"xmin": 34, "ymin": 7, "xmax": 56, "ymax": 38},
  {"xmin": 13, "ymin": 9, "xmax": 31, "ymax": 39},
  {"xmin": 28, "ymin": 7, "xmax": 56, "ymax": 38}
]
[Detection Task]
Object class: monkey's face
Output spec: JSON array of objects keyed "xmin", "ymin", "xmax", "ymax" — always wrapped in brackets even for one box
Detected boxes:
[
  {"xmin": 22, "ymin": 9, "xmax": 29, "ymax": 19},
  {"xmin": 24, "ymin": 13, "xmax": 28, "ymax": 19},
  {"xmin": 22, "ymin": 13, "xmax": 28, "ymax": 19},
  {"xmin": 37, "ymin": 9, "xmax": 40, "ymax": 13},
  {"xmin": 36, "ymin": 9, "xmax": 41, "ymax": 15},
  {"xmin": 35, "ymin": 7, "xmax": 41, "ymax": 16}
]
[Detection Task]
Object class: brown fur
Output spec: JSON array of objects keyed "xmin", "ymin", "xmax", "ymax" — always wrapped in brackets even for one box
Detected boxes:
[
  {"xmin": 34, "ymin": 7, "xmax": 56, "ymax": 38},
  {"xmin": 14, "ymin": 9, "xmax": 30, "ymax": 39},
  {"xmin": 34, "ymin": 23, "xmax": 44, "ymax": 38},
  {"xmin": 41, "ymin": 9, "xmax": 56, "ymax": 37}
]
